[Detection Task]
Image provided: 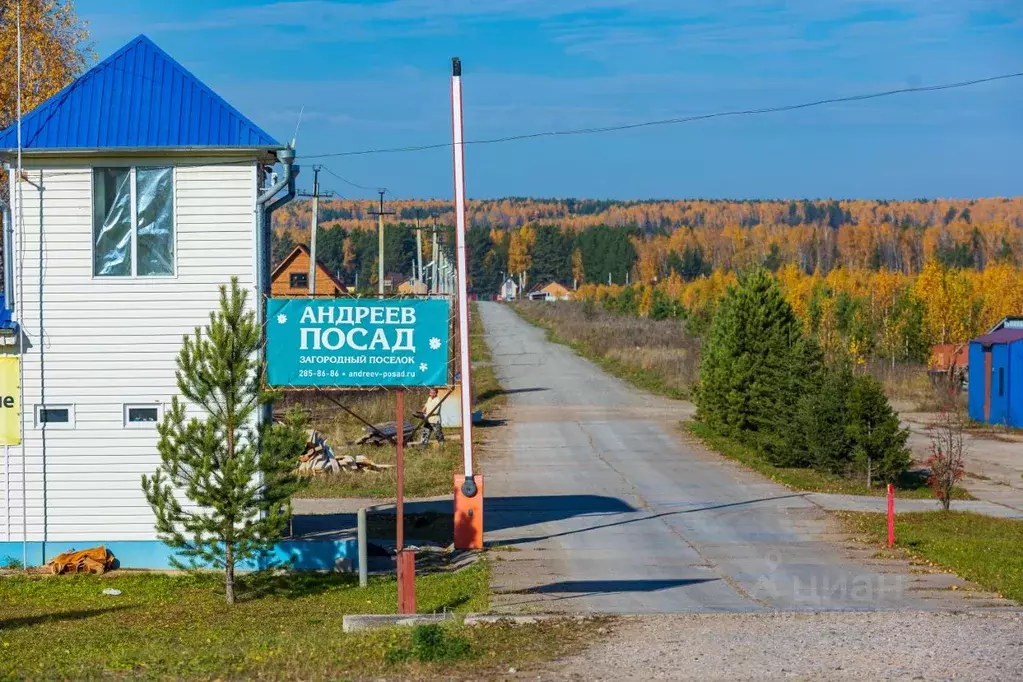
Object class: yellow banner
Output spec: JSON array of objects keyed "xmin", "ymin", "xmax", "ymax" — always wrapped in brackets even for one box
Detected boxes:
[{"xmin": 0, "ymin": 357, "xmax": 21, "ymax": 445}]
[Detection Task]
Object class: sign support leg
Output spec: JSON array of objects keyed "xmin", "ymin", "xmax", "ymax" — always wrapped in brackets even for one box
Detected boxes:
[{"xmin": 395, "ymin": 389, "xmax": 416, "ymax": 614}]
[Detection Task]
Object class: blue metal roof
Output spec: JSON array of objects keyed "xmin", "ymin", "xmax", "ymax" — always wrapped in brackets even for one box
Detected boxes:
[{"xmin": 0, "ymin": 35, "xmax": 280, "ymax": 151}]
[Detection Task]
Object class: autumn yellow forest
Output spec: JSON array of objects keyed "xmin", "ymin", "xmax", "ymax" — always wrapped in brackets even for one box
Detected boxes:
[
  {"xmin": 275, "ymin": 196, "xmax": 1023, "ymax": 360},
  {"xmin": 276, "ymin": 196, "xmax": 1023, "ymax": 273}
]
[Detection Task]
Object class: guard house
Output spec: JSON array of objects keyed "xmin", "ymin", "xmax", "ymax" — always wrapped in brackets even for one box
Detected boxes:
[
  {"xmin": 0, "ymin": 35, "xmax": 324, "ymax": 568},
  {"xmin": 498, "ymin": 277, "xmax": 519, "ymax": 301},
  {"xmin": 967, "ymin": 318, "xmax": 1023, "ymax": 428}
]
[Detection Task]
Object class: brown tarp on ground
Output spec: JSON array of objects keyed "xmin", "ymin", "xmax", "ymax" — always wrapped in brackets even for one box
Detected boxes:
[{"xmin": 46, "ymin": 546, "xmax": 116, "ymax": 575}]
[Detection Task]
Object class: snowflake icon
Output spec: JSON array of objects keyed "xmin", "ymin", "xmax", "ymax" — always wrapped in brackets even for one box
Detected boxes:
[
  {"xmin": 419, "ymin": 363, "xmax": 429, "ymax": 373},
  {"xmin": 429, "ymin": 336, "xmax": 442, "ymax": 351},
  {"xmin": 276, "ymin": 313, "xmax": 288, "ymax": 324}
]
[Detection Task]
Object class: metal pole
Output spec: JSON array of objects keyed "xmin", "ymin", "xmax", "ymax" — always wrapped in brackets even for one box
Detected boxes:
[
  {"xmin": 396, "ymin": 390, "xmax": 405, "ymax": 552},
  {"xmin": 450, "ymin": 57, "xmax": 476, "ymax": 497},
  {"xmin": 377, "ymin": 191, "xmax": 385, "ymax": 296},
  {"xmin": 309, "ymin": 167, "xmax": 319, "ymax": 295},
  {"xmin": 357, "ymin": 507, "xmax": 368, "ymax": 587},
  {"xmin": 432, "ymin": 226, "xmax": 439, "ymax": 295},
  {"xmin": 16, "ymin": 0, "xmax": 28, "ymax": 570},
  {"xmin": 415, "ymin": 212, "xmax": 424, "ymax": 292},
  {"xmin": 887, "ymin": 484, "xmax": 895, "ymax": 548}
]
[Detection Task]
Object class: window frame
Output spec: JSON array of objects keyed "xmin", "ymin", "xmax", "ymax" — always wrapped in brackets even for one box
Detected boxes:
[
  {"xmin": 90, "ymin": 165, "xmax": 178, "ymax": 279},
  {"xmin": 290, "ymin": 271, "xmax": 309, "ymax": 289},
  {"xmin": 123, "ymin": 403, "xmax": 163, "ymax": 428},
  {"xmin": 34, "ymin": 404, "xmax": 75, "ymax": 429}
]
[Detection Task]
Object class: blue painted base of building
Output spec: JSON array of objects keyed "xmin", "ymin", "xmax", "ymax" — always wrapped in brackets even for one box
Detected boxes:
[{"xmin": 0, "ymin": 539, "xmax": 358, "ymax": 571}]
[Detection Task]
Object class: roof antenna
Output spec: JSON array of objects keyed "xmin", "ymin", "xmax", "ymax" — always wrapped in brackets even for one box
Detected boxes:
[{"xmin": 291, "ymin": 105, "xmax": 304, "ymax": 149}]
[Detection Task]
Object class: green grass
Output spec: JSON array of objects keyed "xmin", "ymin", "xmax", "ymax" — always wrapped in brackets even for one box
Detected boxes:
[
  {"xmin": 469, "ymin": 301, "xmax": 506, "ymax": 413},
  {"xmin": 295, "ymin": 440, "xmax": 465, "ymax": 499},
  {"xmin": 841, "ymin": 511, "xmax": 1023, "ymax": 602},
  {"xmin": 0, "ymin": 564, "xmax": 604, "ymax": 680},
  {"xmin": 512, "ymin": 305, "xmax": 689, "ymax": 400},
  {"xmin": 684, "ymin": 421, "xmax": 973, "ymax": 500},
  {"xmin": 295, "ymin": 302, "xmax": 502, "ymax": 500}
]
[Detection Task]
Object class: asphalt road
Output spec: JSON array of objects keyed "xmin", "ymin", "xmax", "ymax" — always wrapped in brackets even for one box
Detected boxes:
[{"xmin": 477, "ymin": 302, "xmax": 1014, "ymax": 614}]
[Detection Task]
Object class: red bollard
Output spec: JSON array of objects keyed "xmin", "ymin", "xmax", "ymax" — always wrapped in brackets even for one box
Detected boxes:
[
  {"xmin": 887, "ymin": 483, "xmax": 895, "ymax": 548},
  {"xmin": 397, "ymin": 549, "xmax": 416, "ymax": 614}
]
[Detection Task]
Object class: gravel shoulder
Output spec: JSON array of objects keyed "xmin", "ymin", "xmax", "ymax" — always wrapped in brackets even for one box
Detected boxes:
[{"xmin": 536, "ymin": 611, "xmax": 1023, "ymax": 681}]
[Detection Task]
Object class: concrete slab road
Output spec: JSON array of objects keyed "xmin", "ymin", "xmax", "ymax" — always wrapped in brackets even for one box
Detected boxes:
[{"xmin": 476, "ymin": 302, "xmax": 1016, "ymax": 614}]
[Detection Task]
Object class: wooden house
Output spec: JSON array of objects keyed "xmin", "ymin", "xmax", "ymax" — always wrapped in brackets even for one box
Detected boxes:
[
  {"xmin": 527, "ymin": 282, "xmax": 573, "ymax": 301},
  {"xmin": 271, "ymin": 244, "xmax": 345, "ymax": 297}
]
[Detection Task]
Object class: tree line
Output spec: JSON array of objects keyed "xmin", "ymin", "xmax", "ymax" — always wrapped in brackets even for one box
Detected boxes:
[
  {"xmin": 577, "ymin": 260, "xmax": 1023, "ymax": 366},
  {"xmin": 272, "ymin": 222, "xmax": 641, "ymax": 296},
  {"xmin": 275, "ymin": 196, "xmax": 1022, "ymax": 296}
]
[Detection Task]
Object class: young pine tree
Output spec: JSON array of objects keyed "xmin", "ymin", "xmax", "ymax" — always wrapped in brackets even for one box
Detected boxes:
[
  {"xmin": 142, "ymin": 278, "xmax": 307, "ymax": 604},
  {"xmin": 846, "ymin": 375, "xmax": 911, "ymax": 486}
]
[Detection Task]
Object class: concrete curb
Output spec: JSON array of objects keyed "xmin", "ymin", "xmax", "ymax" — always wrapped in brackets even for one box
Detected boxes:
[
  {"xmin": 463, "ymin": 614, "xmax": 593, "ymax": 626},
  {"xmin": 341, "ymin": 613, "xmax": 456, "ymax": 632},
  {"xmin": 341, "ymin": 612, "xmax": 597, "ymax": 632}
]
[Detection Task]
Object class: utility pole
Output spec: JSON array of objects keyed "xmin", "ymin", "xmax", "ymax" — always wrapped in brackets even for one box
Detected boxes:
[
  {"xmin": 296, "ymin": 166, "xmax": 336, "ymax": 296},
  {"xmin": 368, "ymin": 190, "xmax": 395, "ymax": 296},
  {"xmin": 310, "ymin": 168, "xmax": 320, "ymax": 295},
  {"xmin": 431, "ymin": 222, "xmax": 440, "ymax": 295},
  {"xmin": 415, "ymin": 210, "xmax": 424, "ymax": 293}
]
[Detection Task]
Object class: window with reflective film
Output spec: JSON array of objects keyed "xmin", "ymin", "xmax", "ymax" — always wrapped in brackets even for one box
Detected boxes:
[{"xmin": 93, "ymin": 167, "xmax": 174, "ymax": 277}]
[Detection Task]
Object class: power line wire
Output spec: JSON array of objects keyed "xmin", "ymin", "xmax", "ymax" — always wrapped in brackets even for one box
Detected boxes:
[
  {"xmin": 303, "ymin": 70, "xmax": 1023, "ymax": 159},
  {"xmin": 317, "ymin": 165, "xmax": 382, "ymax": 193}
]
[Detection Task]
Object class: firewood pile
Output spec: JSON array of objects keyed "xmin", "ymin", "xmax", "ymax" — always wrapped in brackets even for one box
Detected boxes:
[{"xmin": 297, "ymin": 430, "xmax": 394, "ymax": 475}]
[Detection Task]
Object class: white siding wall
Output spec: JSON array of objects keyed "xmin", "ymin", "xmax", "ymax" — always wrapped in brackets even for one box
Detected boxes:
[{"xmin": 1, "ymin": 160, "xmax": 257, "ymax": 542}]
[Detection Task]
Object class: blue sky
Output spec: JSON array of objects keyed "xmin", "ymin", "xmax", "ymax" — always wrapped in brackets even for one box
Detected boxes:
[{"xmin": 77, "ymin": 0, "xmax": 1022, "ymax": 200}]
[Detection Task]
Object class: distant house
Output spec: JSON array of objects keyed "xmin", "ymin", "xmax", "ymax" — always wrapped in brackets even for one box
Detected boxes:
[
  {"xmin": 967, "ymin": 318, "xmax": 1023, "ymax": 428},
  {"xmin": 382, "ymin": 272, "xmax": 407, "ymax": 293},
  {"xmin": 987, "ymin": 316, "xmax": 1023, "ymax": 334},
  {"xmin": 527, "ymin": 282, "xmax": 573, "ymax": 302},
  {"xmin": 929, "ymin": 343, "xmax": 969, "ymax": 385},
  {"xmin": 397, "ymin": 277, "xmax": 428, "ymax": 295},
  {"xmin": 271, "ymin": 244, "xmax": 345, "ymax": 297},
  {"xmin": 498, "ymin": 277, "xmax": 519, "ymax": 301}
]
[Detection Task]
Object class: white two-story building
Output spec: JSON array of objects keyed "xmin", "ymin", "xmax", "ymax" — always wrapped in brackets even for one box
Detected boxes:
[{"xmin": 0, "ymin": 35, "xmax": 348, "ymax": 569}]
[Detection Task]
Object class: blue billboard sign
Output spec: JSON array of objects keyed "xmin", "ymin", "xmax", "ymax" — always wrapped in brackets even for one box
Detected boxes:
[{"xmin": 266, "ymin": 298, "xmax": 450, "ymax": 387}]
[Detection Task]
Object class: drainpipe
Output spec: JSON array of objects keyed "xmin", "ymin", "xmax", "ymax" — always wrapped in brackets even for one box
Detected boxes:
[
  {"xmin": 255, "ymin": 147, "xmax": 298, "ymax": 440},
  {"xmin": 256, "ymin": 146, "xmax": 297, "ymax": 323},
  {"xmin": 0, "ymin": 195, "xmax": 11, "ymax": 308}
]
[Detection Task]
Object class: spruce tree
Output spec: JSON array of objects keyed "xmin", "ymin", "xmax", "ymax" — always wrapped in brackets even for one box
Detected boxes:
[
  {"xmin": 696, "ymin": 267, "xmax": 802, "ymax": 454},
  {"xmin": 846, "ymin": 375, "xmax": 911, "ymax": 485},
  {"xmin": 769, "ymin": 336, "xmax": 826, "ymax": 467},
  {"xmin": 794, "ymin": 361, "xmax": 854, "ymax": 473},
  {"xmin": 142, "ymin": 278, "xmax": 307, "ymax": 603}
]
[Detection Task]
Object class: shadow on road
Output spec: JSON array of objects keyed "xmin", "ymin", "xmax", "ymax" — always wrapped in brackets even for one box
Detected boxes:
[
  {"xmin": 530, "ymin": 579, "xmax": 717, "ymax": 593},
  {"xmin": 491, "ymin": 493, "xmax": 806, "ymax": 547},
  {"xmin": 476, "ymin": 386, "xmax": 549, "ymax": 402},
  {"xmin": 494, "ymin": 578, "xmax": 720, "ymax": 608},
  {"xmin": 293, "ymin": 493, "xmax": 802, "ymax": 545},
  {"xmin": 292, "ymin": 494, "xmax": 636, "ymax": 538}
]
